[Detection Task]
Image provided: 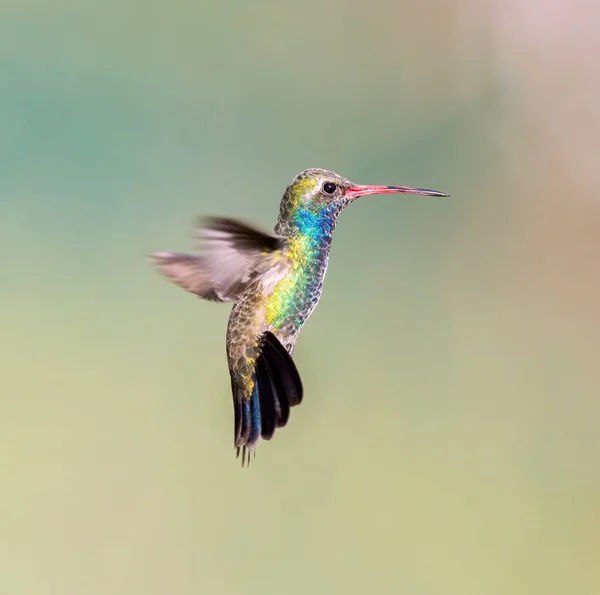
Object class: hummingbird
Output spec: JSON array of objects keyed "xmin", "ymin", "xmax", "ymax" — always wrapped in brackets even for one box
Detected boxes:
[{"xmin": 149, "ymin": 168, "xmax": 449, "ymax": 465}]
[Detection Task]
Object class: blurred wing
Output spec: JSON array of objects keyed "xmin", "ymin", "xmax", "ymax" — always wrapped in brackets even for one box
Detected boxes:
[
  {"xmin": 148, "ymin": 252, "xmax": 226, "ymax": 301},
  {"xmin": 195, "ymin": 216, "xmax": 287, "ymax": 300}
]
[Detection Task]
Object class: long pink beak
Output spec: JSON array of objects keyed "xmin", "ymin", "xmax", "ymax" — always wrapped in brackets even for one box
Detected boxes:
[{"xmin": 346, "ymin": 184, "xmax": 449, "ymax": 199}]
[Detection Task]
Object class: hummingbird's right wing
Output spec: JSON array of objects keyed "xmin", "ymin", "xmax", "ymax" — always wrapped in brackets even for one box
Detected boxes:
[
  {"xmin": 194, "ymin": 216, "xmax": 288, "ymax": 300},
  {"xmin": 148, "ymin": 252, "xmax": 226, "ymax": 301},
  {"xmin": 149, "ymin": 217, "xmax": 289, "ymax": 302}
]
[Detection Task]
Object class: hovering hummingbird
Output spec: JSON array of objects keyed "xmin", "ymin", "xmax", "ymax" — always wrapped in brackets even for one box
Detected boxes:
[{"xmin": 149, "ymin": 168, "xmax": 449, "ymax": 465}]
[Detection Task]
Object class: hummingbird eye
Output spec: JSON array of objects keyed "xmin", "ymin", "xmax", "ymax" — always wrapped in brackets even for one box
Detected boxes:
[{"xmin": 322, "ymin": 182, "xmax": 337, "ymax": 195}]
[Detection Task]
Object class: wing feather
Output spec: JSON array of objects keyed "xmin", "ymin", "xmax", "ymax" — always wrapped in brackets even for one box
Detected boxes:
[
  {"xmin": 194, "ymin": 217, "xmax": 287, "ymax": 300},
  {"xmin": 149, "ymin": 216, "xmax": 290, "ymax": 301}
]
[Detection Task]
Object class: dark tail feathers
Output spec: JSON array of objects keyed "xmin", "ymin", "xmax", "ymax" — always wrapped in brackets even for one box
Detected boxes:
[{"xmin": 234, "ymin": 332, "xmax": 303, "ymax": 466}]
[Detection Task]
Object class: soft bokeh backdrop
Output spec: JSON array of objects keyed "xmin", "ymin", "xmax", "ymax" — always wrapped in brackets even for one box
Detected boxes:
[{"xmin": 2, "ymin": 1, "xmax": 599, "ymax": 594}]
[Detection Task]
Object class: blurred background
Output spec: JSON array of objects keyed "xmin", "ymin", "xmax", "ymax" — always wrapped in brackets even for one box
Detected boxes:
[{"xmin": 2, "ymin": 1, "xmax": 599, "ymax": 593}]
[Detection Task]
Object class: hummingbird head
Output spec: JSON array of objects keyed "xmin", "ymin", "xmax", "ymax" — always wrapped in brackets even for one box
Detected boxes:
[
  {"xmin": 286, "ymin": 168, "xmax": 449, "ymax": 210},
  {"xmin": 276, "ymin": 168, "xmax": 449, "ymax": 237}
]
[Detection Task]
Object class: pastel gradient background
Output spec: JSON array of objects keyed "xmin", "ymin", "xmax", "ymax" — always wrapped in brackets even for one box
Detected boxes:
[{"xmin": 2, "ymin": 1, "xmax": 599, "ymax": 594}]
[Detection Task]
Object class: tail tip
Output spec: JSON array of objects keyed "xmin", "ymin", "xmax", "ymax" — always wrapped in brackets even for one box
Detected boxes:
[{"xmin": 236, "ymin": 445, "xmax": 257, "ymax": 467}]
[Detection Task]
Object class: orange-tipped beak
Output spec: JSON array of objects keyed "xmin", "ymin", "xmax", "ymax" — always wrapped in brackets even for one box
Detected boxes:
[{"xmin": 346, "ymin": 184, "xmax": 449, "ymax": 200}]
